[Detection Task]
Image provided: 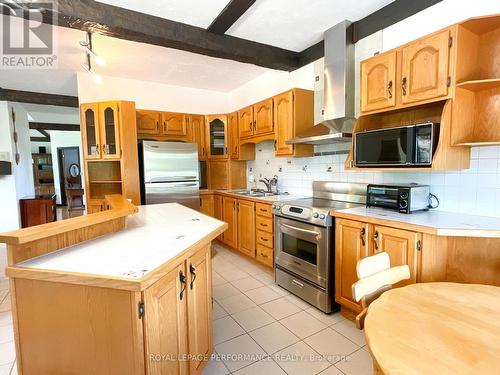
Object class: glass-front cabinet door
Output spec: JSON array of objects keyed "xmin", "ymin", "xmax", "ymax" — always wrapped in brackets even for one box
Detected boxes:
[
  {"xmin": 206, "ymin": 115, "xmax": 228, "ymax": 159},
  {"xmin": 99, "ymin": 102, "xmax": 121, "ymax": 159},
  {"xmin": 80, "ymin": 103, "xmax": 101, "ymax": 159}
]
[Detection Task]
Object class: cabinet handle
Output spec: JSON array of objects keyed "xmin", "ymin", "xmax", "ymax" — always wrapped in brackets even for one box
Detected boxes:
[
  {"xmin": 260, "ymin": 252, "xmax": 268, "ymax": 258},
  {"xmin": 156, "ymin": 121, "xmax": 159, "ymax": 131},
  {"xmin": 260, "ymin": 223, "xmax": 268, "ymax": 227},
  {"xmin": 189, "ymin": 263, "xmax": 196, "ymax": 290},
  {"xmin": 95, "ymin": 144, "xmax": 100, "ymax": 155},
  {"xmin": 163, "ymin": 121, "xmax": 167, "ymax": 132},
  {"xmin": 360, "ymin": 227, "xmax": 366, "ymax": 246},
  {"xmin": 179, "ymin": 270, "xmax": 187, "ymax": 300},
  {"xmin": 225, "ymin": 146, "xmax": 228, "ymax": 155},
  {"xmin": 373, "ymin": 230, "xmax": 379, "ymax": 250},
  {"xmin": 260, "ymin": 208, "xmax": 267, "ymax": 212},
  {"xmin": 260, "ymin": 237, "xmax": 268, "ymax": 242},
  {"xmin": 202, "ymin": 147, "xmax": 205, "ymax": 157},
  {"xmin": 102, "ymin": 144, "xmax": 107, "ymax": 154},
  {"xmin": 387, "ymin": 80, "xmax": 393, "ymax": 99},
  {"xmin": 274, "ymin": 140, "xmax": 277, "ymax": 151},
  {"xmin": 402, "ymin": 77, "xmax": 407, "ymax": 96}
]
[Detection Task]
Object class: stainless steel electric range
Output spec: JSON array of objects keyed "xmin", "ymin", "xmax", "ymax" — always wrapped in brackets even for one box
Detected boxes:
[{"xmin": 272, "ymin": 181, "xmax": 367, "ymax": 313}]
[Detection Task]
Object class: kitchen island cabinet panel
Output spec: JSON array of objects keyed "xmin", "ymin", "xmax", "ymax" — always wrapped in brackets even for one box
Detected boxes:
[
  {"xmin": 144, "ymin": 262, "xmax": 189, "ymax": 375},
  {"xmin": 187, "ymin": 247, "xmax": 212, "ymax": 375},
  {"xmin": 14, "ymin": 278, "xmax": 145, "ymax": 375}
]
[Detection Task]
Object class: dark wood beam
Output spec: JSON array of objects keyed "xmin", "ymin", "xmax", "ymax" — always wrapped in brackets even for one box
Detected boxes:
[
  {"xmin": 29, "ymin": 122, "xmax": 80, "ymax": 132},
  {"xmin": 31, "ymin": 129, "xmax": 51, "ymax": 142},
  {"xmin": 352, "ymin": 0, "xmax": 443, "ymax": 43},
  {"xmin": 296, "ymin": 0, "xmax": 443, "ymax": 63},
  {"xmin": 0, "ymin": 87, "xmax": 78, "ymax": 107},
  {"xmin": 207, "ymin": 0, "xmax": 256, "ymax": 34},
  {"xmin": 9, "ymin": 0, "xmax": 300, "ymax": 71}
]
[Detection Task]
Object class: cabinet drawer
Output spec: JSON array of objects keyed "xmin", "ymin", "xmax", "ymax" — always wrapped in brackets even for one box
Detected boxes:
[
  {"xmin": 256, "ymin": 243, "xmax": 273, "ymax": 268},
  {"xmin": 256, "ymin": 203, "xmax": 272, "ymax": 218},
  {"xmin": 256, "ymin": 216, "xmax": 273, "ymax": 233},
  {"xmin": 256, "ymin": 230, "xmax": 273, "ymax": 248}
]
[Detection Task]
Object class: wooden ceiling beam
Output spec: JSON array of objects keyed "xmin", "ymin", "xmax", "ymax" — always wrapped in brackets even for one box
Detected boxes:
[
  {"xmin": 352, "ymin": 0, "xmax": 443, "ymax": 43},
  {"xmin": 0, "ymin": 87, "xmax": 78, "ymax": 107},
  {"xmin": 207, "ymin": 0, "xmax": 256, "ymax": 34},
  {"xmin": 7, "ymin": 0, "xmax": 300, "ymax": 71},
  {"xmin": 29, "ymin": 122, "xmax": 80, "ymax": 132},
  {"xmin": 296, "ymin": 0, "xmax": 443, "ymax": 63}
]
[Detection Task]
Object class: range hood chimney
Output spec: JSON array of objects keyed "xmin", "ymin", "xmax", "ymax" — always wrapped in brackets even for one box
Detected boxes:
[{"xmin": 287, "ymin": 20, "xmax": 355, "ymax": 145}]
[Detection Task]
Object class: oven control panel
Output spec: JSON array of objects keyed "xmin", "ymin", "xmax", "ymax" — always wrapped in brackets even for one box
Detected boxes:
[
  {"xmin": 279, "ymin": 205, "xmax": 312, "ymax": 221},
  {"xmin": 272, "ymin": 204, "xmax": 331, "ymax": 226}
]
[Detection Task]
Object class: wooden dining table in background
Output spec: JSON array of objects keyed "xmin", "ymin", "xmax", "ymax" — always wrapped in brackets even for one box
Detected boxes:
[{"xmin": 364, "ymin": 283, "xmax": 500, "ymax": 375}]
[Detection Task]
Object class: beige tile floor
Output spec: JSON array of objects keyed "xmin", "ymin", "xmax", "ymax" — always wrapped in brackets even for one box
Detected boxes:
[
  {"xmin": 0, "ymin": 244, "xmax": 372, "ymax": 375},
  {"xmin": 205, "ymin": 244, "xmax": 373, "ymax": 375}
]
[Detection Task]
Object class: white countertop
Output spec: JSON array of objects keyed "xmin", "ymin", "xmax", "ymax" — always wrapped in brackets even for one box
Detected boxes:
[
  {"xmin": 334, "ymin": 207, "xmax": 500, "ymax": 236},
  {"xmin": 18, "ymin": 203, "xmax": 225, "ymax": 279}
]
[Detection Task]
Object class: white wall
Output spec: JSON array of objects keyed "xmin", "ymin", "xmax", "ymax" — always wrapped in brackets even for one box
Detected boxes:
[
  {"xmin": 0, "ymin": 102, "xmax": 34, "ymax": 276},
  {"xmin": 50, "ymin": 131, "xmax": 85, "ymax": 205},
  {"xmin": 228, "ymin": 62, "xmax": 315, "ymax": 111},
  {"xmin": 77, "ymin": 72, "xmax": 231, "ymax": 114},
  {"xmin": 9, "ymin": 103, "xmax": 35, "ymax": 200}
]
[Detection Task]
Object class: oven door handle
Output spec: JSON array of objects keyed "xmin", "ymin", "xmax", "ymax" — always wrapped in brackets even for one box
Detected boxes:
[{"xmin": 281, "ymin": 223, "xmax": 321, "ymax": 238}]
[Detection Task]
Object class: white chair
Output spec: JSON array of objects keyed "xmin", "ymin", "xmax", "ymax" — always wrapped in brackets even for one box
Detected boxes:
[{"xmin": 352, "ymin": 252, "xmax": 410, "ymax": 329}]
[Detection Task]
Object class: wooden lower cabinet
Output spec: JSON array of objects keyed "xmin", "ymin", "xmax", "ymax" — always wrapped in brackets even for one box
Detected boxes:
[
  {"xmin": 335, "ymin": 219, "xmax": 371, "ymax": 313},
  {"xmin": 143, "ymin": 245, "xmax": 212, "ymax": 375},
  {"xmin": 186, "ymin": 246, "xmax": 212, "ymax": 375},
  {"xmin": 335, "ymin": 218, "xmax": 421, "ymax": 313},
  {"xmin": 371, "ymin": 225, "xmax": 420, "ymax": 285},
  {"xmin": 144, "ymin": 262, "xmax": 189, "ymax": 375},
  {"xmin": 222, "ymin": 197, "xmax": 238, "ymax": 248},
  {"xmin": 200, "ymin": 194, "xmax": 214, "ymax": 217},
  {"xmin": 237, "ymin": 200, "xmax": 255, "ymax": 257},
  {"xmin": 12, "ymin": 245, "xmax": 213, "ymax": 375}
]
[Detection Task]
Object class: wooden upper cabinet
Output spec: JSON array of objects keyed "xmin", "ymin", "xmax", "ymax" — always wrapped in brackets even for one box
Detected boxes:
[
  {"xmin": 238, "ymin": 106, "xmax": 254, "ymax": 139},
  {"xmin": 191, "ymin": 115, "xmax": 207, "ymax": 160},
  {"xmin": 80, "ymin": 103, "xmax": 101, "ymax": 160},
  {"xmin": 335, "ymin": 218, "xmax": 370, "ymax": 313},
  {"xmin": 371, "ymin": 225, "xmax": 419, "ymax": 285},
  {"xmin": 401, "ymin": 29, "xmax": 451, "ymax": 104},
  {"xmin": 228, "ymin": 111, "xmax": 239, "ymax": 159},
  {"xmin": 222, "ymin": 196, "xmax": 238, "ymax": 249},
  {"xmin": 187, "ymin": 247, "xmax": 212, "ymax": 375},
  {"xmin": 143, "ymin": 262, "xmax": 189, "ymax": 375},
  {"xmin": 99, "ymin": 102, "xmax": 121, "ymax": 159},
  {"xmin": 137, "ymin": 110, "xmax": 160, "ymax": 135},
  {"xmin": 162, "ymin": 112, "xmax": 188, "ymax": 137},
  {"xmin": 361, "ymin": 51, "xmax": 397, "ymax": 112},
  {"xmin": 206, "ymin": 115, "xmax": 228, "ymax": 159},
  {"xmin": 253, "ymin": 98, "xmax": 274, "ymax": 135},
  {"xmin": 238, "ymin": 200, "xmax": 256, "ymax": 258},
  {"xmin": 274, "ymin": 90, "xmax": 294, "ymax": 155}
]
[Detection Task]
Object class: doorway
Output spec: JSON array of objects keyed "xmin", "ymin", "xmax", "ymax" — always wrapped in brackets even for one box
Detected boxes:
[{"xmin": 57, "ymin": 147, "xmax": 82, "ymax": 207}]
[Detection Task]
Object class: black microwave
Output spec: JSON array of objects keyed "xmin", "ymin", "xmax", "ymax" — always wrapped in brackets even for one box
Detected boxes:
[{"xmin": 354, "ymin": 122, "xmax": 439, "ymax": 167}]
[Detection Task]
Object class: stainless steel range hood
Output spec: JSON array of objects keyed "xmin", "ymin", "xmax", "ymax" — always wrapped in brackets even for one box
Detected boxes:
[{"xmin": 287, "ymin": 20, "xmax": 355, "ymax": 145}]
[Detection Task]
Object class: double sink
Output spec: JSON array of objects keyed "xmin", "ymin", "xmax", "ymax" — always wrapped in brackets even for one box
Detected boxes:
[{"xmin": 233, "ymin": 190, "xmax": 282, "ymax": 198}]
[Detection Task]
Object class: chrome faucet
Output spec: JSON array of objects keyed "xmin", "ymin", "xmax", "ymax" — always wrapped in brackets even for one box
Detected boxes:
[
  {"xmin": 259, "ymin": 178, "xmax": 272, "ymax": 193},
  {"xmin": 259, "ymin": 175, "xmax": 279, "ymax": 194}
]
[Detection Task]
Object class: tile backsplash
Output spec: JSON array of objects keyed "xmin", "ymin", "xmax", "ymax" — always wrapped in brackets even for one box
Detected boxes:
[{"xmin": 247, "ymin": 141, "xmax": 500, "ymax": 217}]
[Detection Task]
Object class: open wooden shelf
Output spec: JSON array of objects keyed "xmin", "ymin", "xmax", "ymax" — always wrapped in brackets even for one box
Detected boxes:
[{"xmin": 456, "ymin": 79, "xmax": 500, "ymax": 92}]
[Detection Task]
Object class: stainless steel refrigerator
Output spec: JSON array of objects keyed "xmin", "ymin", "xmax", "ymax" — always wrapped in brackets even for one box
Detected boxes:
[{"xmin": 138, "ymin": 141, "xmax": 200, "ymax": 210}]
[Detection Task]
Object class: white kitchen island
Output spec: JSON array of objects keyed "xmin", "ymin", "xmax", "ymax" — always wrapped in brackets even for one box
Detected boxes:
[{"xmin": 0, "ymin": 196, "xmax": 227, "ymax": 375}]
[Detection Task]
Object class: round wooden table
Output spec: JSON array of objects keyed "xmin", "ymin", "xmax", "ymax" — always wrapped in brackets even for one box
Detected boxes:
[{"xmin": 365, "ymin": 283, "xmax": 500, "ymax": 375}]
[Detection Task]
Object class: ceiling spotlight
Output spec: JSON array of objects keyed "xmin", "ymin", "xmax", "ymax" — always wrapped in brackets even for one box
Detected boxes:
[
  {"xmin": 79, "ymin": 41, "xmax": 106, "ymax": 66},
  {"xmin": 81, "ymin": 63, "xmax": 103, "ymax": 84}
]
